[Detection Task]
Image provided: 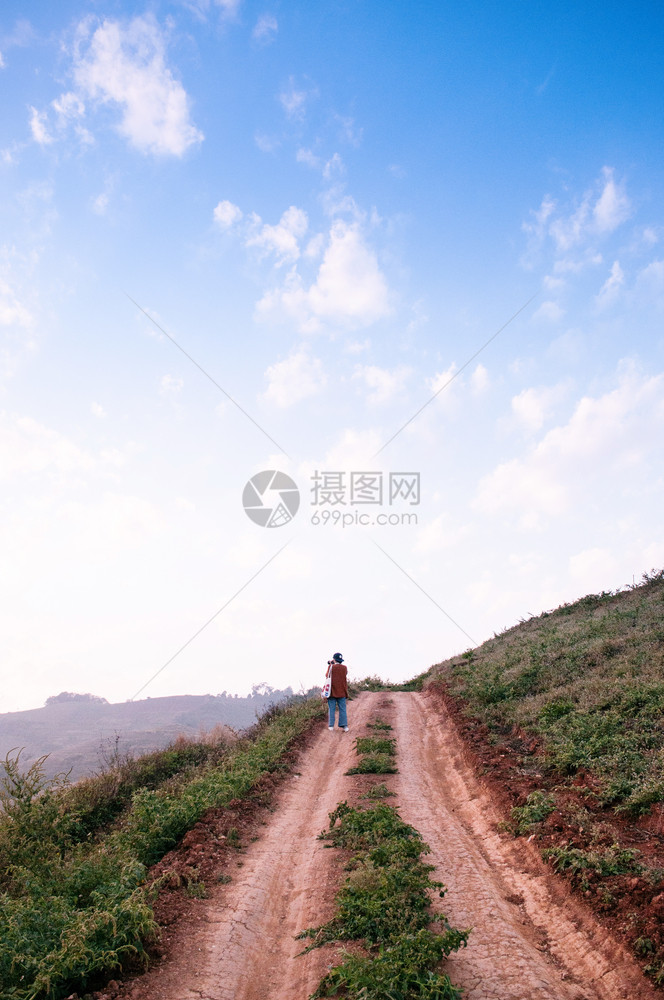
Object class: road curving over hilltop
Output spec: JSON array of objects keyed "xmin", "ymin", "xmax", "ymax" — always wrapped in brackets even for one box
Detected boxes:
[{"xmin": 124, "ymin": 692, "xmax": 657, "ymax": 1000}]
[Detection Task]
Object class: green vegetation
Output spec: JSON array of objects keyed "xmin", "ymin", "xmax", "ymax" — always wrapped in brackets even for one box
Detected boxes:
[
  {"xmin": 355, "ymin": 737, "xmax": 396, "ymax": 756},
  {"xmin": 431, "ymin": 570, "xmax": 664, "ymax": 816},
  {"xmin": 346, "ymin": 727, "xmax": 398, "ymax": 776},
  {"xmin": 0, "ymin": 696, "xmax": 323, "ymax": 1000},
  {"xmin": 542, "ymin": 843, "xmax": 643, "ymax": 889},
  {"xmin": 362, "ymin": 782, "xmax": 395, "ymax": 800},
  {"xmin": 367, "ymin": 719, "xmax": 392, "ymax": 731},
  {"xmin": 301, "ymin": 801, "xmax": 468, "ymax": 999},
  {"xmin": 510, "ymin": 790, "xmax": 555, "ymax": 835}
]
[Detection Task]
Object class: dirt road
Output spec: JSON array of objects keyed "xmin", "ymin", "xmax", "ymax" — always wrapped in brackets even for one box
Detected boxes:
[{"xmin": 129, "ymin": 692, "xmax": 656, "ymax": 1000}]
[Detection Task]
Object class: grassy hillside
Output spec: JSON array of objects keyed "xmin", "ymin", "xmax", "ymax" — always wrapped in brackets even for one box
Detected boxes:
[
  {"xmin": 430, "ymin": 569, "xmax": 664, "ymax": 816},
  {"xmin": 0, "ymin": 695, "xmax": 323, "ymax": 1000},
  {"xmin": 424, "ymin": 568, "xmax": 664, "ymax": 984}
]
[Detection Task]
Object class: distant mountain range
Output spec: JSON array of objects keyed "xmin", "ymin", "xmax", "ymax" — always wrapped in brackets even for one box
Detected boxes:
[{"xmin": 0, "ymin": 688, "xmax": 306, "ymax": 782}]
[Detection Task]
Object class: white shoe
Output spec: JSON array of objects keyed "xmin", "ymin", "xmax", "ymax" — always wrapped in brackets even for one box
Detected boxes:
[
  {"xmin": 328, "ymin": 726, "xmax": 334, "ymax": 731},
  {"xmin": 343, "ymin": 727, "xmax": 349, "ymax": 732}
]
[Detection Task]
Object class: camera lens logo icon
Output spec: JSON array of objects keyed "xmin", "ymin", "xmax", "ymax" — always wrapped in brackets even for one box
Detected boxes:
[{"xmin": 242, "ymin": 470, "xmax": 300, "ymax": 528}]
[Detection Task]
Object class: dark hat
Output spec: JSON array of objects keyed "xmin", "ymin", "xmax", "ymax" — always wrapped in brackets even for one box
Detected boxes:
[{"xmin": 332, "ymin": 652, "xmax": 344, "ymax": 663}]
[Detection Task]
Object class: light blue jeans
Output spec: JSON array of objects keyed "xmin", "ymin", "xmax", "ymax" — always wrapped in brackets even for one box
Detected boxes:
[{"xmin": 327, "ymin": 697, "xmax": 347, "ymax": 728}]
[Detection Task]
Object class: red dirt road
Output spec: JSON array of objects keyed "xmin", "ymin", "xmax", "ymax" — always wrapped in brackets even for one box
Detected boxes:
[{"xmin": 126, "ymin": 692, "xmax": 657, "ymax": 1000}]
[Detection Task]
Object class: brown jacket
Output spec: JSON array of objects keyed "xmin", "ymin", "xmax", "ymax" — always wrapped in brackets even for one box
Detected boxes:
[{"xmin": 329, "ymin": 661, "xmax": 348, "ymax": 699}]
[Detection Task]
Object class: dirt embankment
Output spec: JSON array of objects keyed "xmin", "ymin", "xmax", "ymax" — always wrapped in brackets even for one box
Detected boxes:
[{"xmin": 110, "ymin": 692, "xmax": 656, "ymax": 1000}]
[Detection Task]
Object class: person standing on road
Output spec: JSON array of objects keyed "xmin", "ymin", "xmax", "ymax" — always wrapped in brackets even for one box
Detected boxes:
[{"xmin": 327, "ymin": 652, "xmax": 349, "ymax": 732}]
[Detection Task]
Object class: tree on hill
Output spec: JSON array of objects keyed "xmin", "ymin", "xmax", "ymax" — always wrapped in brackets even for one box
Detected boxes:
[{"xmin": 45, "ymin": 692, "xmax": 109, "ymax": 706}]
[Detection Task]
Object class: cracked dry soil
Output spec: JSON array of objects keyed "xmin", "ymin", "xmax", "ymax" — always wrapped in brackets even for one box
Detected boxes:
[{"xmin": 125, "ymin": 692, "xmax": 657, "ymax": 1000}]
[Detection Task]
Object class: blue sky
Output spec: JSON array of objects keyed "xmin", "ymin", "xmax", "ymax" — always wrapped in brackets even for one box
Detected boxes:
[{"xmin": 1, "ymin": 1, "xmax": 663, "ymax": 712}]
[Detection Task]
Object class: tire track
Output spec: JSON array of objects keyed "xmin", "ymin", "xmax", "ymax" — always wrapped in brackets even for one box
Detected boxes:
[
  {"xmin": 392, "ymin": 691, "xmax": 656, "ymax": 1000},
  {"xmin": 129, "ymin": 695, "xmax": 375, "ymax": 1000}
]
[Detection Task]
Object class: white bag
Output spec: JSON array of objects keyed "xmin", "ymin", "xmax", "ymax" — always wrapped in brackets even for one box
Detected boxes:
[{"xmin": 321, "ymin": 662, "xmax": 332, "ymax": 699}]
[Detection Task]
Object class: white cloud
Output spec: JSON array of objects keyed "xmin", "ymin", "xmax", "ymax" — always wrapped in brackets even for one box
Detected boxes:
[
  {"xmin": 253, "ymin": 14, "xmax": 277, "ymax": 43},
  {"xmin": 215, "ymin": 0, "xmax": 242, "ymax": 16},
  {"xmin": 28, "ymin": 106, "xmax": 53, "ymax": 145},
  {"xmin": 532, "ymin": 299, "xmax": 564, "ymax": 323},
  {"xmin": 296, "ymin": 147, "xmax": 320, "ymax": 169},
  {"xmin": 91, "ymin": 402, "xmax": 106, "ymax": 418},
  {"xmin": 279, "ymin": 77, "xmax": 316, "ymax": 120},
  {"xmin": 596, "ymin": 260, "xmax": 624, "ymax": 308},
  {"xmin": 334, "ymin": 114, "xmax": 363, "ymax": 146},
  {"xmin": 323, "ymin": 153, "xmax": 345, "ymax": 180},
  {"xmin": 511, "ymin": 383, "xmax": 565, "ymax": 432},
  {"xmin": 214, "ymin": 199, "xmax": 243, "ymax": 229},
  {"xmin": 246, "ymin": 206, "xmax": 308, "ymax": 264},
  {"xmin": 0, "ymin": 280, "xmax": 32, "ymax": 329},
  {"xmin": 257, "ymin": 219, "xmax": 390, "ymax": 332},
  {"xmin": 475, "ymin": 366, "xmax": 664, "ymax": 529},
  {"xmin": 593, "ymin": 166, "xmax": 631, "ymax": 233},
  {"xmin": 254, "ymin": 132, "xmax": 279, "ymax": 153},
  {"xmin": 263, "ymin": 349, "xmax": 326, "ymax": 407},
  {"xmin": 0, "ymin": 51, "xmax": 5, "ymax": 69},
  {"xmin": 72, "ymin": 15, "xmax": 203, "ymax": 156},
  {"xmin": 160, "ymin": 374, "xmax": 183, "ymax": 396},
  {"xmin": 353, "ymin": 364, "xmax": 410, "ymax": 405},
  {"xmin": 523, "ymin": 168, "xmax": 632, "ymax": 267},
  {"xmin": 52, "ymin": 91, "xmax": 85, "ymax": 123},
  {"xmin": 92, "ymin": 191, "xmax": 109, "ymax": 215},
  {"xmin": 305, "ymin": 221, "xmax": 390, "ymax": 327},
  {"xmin": 470, "ymin": 364, "xmax": 489, "ymax": 395},
  {"xmin": 0, "ymin": 414, "xmax": 93, "ymax": 481}
]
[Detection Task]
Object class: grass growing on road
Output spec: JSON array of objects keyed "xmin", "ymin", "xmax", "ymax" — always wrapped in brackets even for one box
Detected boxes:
[
  {"xmin": 346, "ymin": 730, "xmax": 398, "ymax": 776},
  {"xmin": 300, "ymin": 801, "xmax": 467, "ymax": 999},
  {"xmin": 0, "ymin": 696, "xmax": 323, "ymax": 1000}
]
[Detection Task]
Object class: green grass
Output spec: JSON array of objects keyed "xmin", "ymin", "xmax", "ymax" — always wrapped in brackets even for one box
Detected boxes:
[
  {"xmin": 346, "ymin": 753, "xmax": 398, "ymax": 776},
  {"xmin": 0, "ymin": 696, "xmax": 323, "ymax": 1000},
  {"xmin": 429, "ymin": 570, "xmax": 664, "ymax": 816},
  {"xmin": 510, "ymin": 791, "xmax": 555, "ymax": 835},
  {"xmin": 346, "ymin": 724, "xmax": 398, "ymax": 776},
  {"xmin": 301, "ymin": 802, "xmax": 467, "ymax": 999},
  {"xmin": 542, "ymin": 843, "xmax": 643, "ymax": 890},
  {"xmin": 362, "ymin": 783, "xmax": 395, "ymax": 800},
  {"xmin": 355, "ymin": 737, "xmax": 396, "ymax": 756}
]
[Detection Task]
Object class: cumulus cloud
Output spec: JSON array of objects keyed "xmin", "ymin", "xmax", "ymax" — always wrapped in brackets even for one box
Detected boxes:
[
  {"xmin": 532, "ymin": 299, "xmax": 565, "ymax": 323},
  {"xmin": 253, "ymin": 14, "xmax": 277, "ymax": 43},
  {"xmin": 256, "ymin": 219, "xmax": 390, "ymax": 332},
  {"xmin": 596, "ymin": 260, "xmax": 624, "ymax": 308},
  {"xmin": 475, "ymin": 366, "xmax": 664, "ymax": 529},
  {"xmin": 246, "ymin": 206, "xmax": 308, "ymax": 264},
  {"xmin": 28, "ymin": 106, "xmax": 53, "ymax": 145},
  {"xmin": 213, "ymin": 199, "xmax": 243, "ymax": 229},
  {"xmin": 263, "ymin": 349, "xmax": 326, "ymax": 407},
  {"xmin": 511, "ymin": 383, "xmax": 566, "ymax": 432},
  {"xmin": 470, "ymin": 364, "xmax": 490, "ymax": 395},
  {"xmin": 296, "ymin": 147, "xmax": 320, "ymax": 169},
  {"xmin": 0, "ymin": 280, "xmax": 32, "ymax": 329},
  {"xmin": 72, "ymin": 15, "xmax": 203, "ymax": 156},
  {"xmin": 353, "ymin": 364, "xmax": 410, "ymax": 405},
  {"xmin": 279, "ymin": 77, "xmax": 317, "ymax": 120}
]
